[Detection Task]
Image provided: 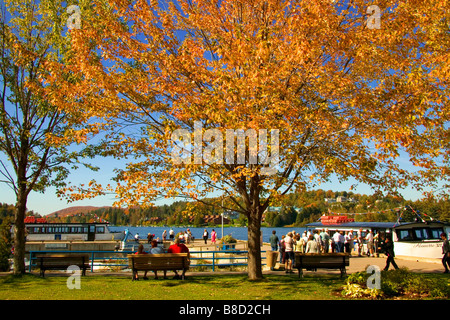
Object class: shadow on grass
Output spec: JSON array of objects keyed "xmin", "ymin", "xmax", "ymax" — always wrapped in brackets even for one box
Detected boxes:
[{"xmin": 0, "ymin": 273, "xmax": 48, "ymax": 284}]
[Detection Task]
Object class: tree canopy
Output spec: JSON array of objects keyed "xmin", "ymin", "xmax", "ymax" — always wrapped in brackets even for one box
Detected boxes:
[
  {"xmin": 0, "ymin": 0, "xmax": 100, "ymax": 274},
  {"xmin": 40, "ymin": 0, "xmax": 450, "ymax": 279}
]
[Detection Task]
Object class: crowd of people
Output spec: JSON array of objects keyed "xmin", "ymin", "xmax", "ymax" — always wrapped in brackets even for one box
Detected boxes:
[
  {"xmin": 149, "ymin": 228, "xmax": 219, "ymax": 245},
  {"xmin": 130, "ymin": 227, "xmax": 450, "ymax": 276},
  {"xmin": 133, "ymin": 228, "xmax": 199, "ymax": 245},
  {"xmin": 269, "ymin": 228, "xmax": 394, "ymax": 273}
]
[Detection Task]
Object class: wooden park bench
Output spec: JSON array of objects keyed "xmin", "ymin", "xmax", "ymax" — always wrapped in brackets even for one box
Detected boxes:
[
  {"xmin": 35, "ymin": 254, "xmax": 90, "ymax": 277},
  {"xmin": 294, "ymin": 253, "xmax": 350, "ymax": 278},
  {"xmin": 127, "ymin": 253, "xmax": 190, "ymax": 280}
]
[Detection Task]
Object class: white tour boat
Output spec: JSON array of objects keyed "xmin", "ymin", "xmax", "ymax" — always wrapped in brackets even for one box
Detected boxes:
[
  {"xmin": 24, "ymin": 219, "xmax": 124, "ymax": 241},
  {"xmin": 306, "ymin": 217, "xmax": 449, "ymax": 262}
]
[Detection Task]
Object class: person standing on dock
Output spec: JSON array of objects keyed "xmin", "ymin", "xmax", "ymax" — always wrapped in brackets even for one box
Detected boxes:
[
  {"xmin": 441, "ymin": 233, "xmax": 450, "ymax": 273},
  {"xmin": 203, "ymin": 229, "xmax": 209, "ymax": 244},
  {"xmin": 211, "ymin": 229, "xmax": 217, "ymax": 244},
  {"xmin": 320, "ymin": 229, "xmax": 330, "ymax": 253},
  {"xmin": 269, "ymin": 230, "xmax": 279, "ymax": 252},
  {"xmin": 333, "ymin": 231, "xmax": 342, "ymax": 253},
  {"xmin": 279, "ymin": 235, "xmax": 285, "ymax": 264},
  {"xmin": 357, "ymin": 228, "xmax": 364, "ymax": 256},
  {"xmin": 284, "ymin": 232, "xmax": 294, "ymax": 273}
]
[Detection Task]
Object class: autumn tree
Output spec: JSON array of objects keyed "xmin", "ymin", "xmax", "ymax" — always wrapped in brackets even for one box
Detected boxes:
[
  {"xmin": 47, "ymin": 0, "xmax": 450, "ymax": 280},
  {"xmin": 0, "ymin": 0, "xmax": 99, "ymax": 274}
]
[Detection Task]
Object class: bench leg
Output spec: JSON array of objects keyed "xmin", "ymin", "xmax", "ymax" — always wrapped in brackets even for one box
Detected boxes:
[
  {"xmin": 298, "ymin": 268, "xmax": 303, "ymax": 278},
  {"xmin": 340, "ymin": 267, "xmax": 347, "ymax": 278}
]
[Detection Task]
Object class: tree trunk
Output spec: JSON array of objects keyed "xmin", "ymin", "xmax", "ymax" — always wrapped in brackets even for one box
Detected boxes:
[
  {"xmin": 246, "ymin": 206, "xmax": 263, "ymax": 280},
  {"xmin": 13, "ymin": 188, "xmax": 27, "ymax": 275}
]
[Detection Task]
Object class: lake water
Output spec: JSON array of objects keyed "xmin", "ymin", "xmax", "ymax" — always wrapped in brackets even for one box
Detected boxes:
[{"xmin": 108, "ymin": 226, "xmax": 309, "ymax": 243}]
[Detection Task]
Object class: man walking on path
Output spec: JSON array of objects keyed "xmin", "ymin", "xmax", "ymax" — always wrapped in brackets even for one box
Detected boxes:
[
  {"xmin": 380, "ymin": 238, "xmax": 399, "ymax": 271},
  {"xmin": 366, "ymin": 230, "xmax": 375, "ymax": 257},
  {"xmin": 441, "ymin": 233, "xmax": 450, "ymax": 273}
]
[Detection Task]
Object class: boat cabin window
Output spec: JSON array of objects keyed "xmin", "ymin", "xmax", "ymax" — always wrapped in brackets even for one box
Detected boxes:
[
  {"xmin": 96, "ymin": 226, "xmax": 105, "ymax": 233},
  {"xmin": 414, "ymin": 228, "xmax": 429, "ymax": 240},
  {"xmin": 25, "ymin": 224, "xmax": 107, "ymax": 235},
  {"xmin": 27, "ymin": 227, "xmax": 41, "ymax": 234},
  {"xmin": 397, "ymin": 229, "xmax": 413, "ymax": 241},
  {"xmin": 430, "ymin": 228, "xmax": 443, "ymax": 239}
]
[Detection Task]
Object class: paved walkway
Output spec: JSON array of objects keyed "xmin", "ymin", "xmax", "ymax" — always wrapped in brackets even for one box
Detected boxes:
[
  {"xmin": 266, "ymin": 251, "xmax": 445, "ymax": 275},
  {"xmin": 346, "ymin": 255, "xmax": 444, "ymax": 273}
]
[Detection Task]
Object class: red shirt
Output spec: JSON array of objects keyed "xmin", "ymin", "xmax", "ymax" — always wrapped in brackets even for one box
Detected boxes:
[{"xmin": 167, "ymin": 243, "xmax": 189, "ymax": 254}]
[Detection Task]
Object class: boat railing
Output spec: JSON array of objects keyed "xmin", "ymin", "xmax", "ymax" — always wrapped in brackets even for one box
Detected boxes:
[{"xmin": 27, "ymin": 249, "xmax": 267, "ymax": 273}]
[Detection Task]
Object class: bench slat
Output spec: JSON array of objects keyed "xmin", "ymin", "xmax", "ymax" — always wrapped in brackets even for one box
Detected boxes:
[
  {"xmin": 294, "ymin": 253, "xmax": 349, "ymax": 278},
  {"xmin": 35, "ymin": 254, "xmax": 90, "ymax": 277},
  {"xmin": 127, "ymin": 254, "xmax": 190, "ymax": 280}
]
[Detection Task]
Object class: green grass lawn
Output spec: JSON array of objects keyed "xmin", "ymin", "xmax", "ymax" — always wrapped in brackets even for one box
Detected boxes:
[
  {"xmin": 0, "ymin": 272, "xmax": 345, "ymax": 300},
  {"xmin": 1, "ymin": 271, "xmax": 448, "ymax": 300}
]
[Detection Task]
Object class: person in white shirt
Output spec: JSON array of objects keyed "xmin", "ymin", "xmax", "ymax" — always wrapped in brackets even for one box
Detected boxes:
[
  {"xmin": 333, "ymin": 231, "xmax": 342, "ymax": 252},
  {"xmin": 344, "ymin": 231, "xmax": 354, "ymax": 254},
  {"xmin": 357, "ymin": 228, "xmax": 364, "ymax": 256},
  {"xmin": 284, "ymin": 232, "xmax": 294, "ymax": 273},
  {"xmin": 306, "ymin": 235, "xmax": 319, "ymax": 253},
  {"xmin": 313, "ymin": 230, "xmax": 322, "ymax": 252},
  {"xmin": 302, "ymin": 232, "xmax": 308, "ymax": 243},
  {"xmin": 366, "ymin": 230, "xmax": 375, "ymax": 257}
]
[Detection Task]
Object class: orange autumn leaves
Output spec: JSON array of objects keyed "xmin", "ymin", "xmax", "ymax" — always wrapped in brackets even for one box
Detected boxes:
[{"xmin": 37, "ymin": 0, "xmax": 450, "ymax": 209}]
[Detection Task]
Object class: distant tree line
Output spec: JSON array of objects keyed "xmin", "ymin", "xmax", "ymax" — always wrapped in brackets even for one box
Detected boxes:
[{"xmin": 1, "ymin": 190, "xmax": 449, "ymax": 228}]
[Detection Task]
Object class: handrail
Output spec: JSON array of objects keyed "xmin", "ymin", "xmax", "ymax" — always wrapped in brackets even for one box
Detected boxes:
[{"xmin": 28, "ymin": 249, "xmax": 267, "ymax": 273}]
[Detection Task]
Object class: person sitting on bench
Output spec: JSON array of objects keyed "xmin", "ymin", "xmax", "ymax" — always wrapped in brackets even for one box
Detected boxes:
[{"xmin": 167, "ymin": 237, "xmax": 190, "ymax": 279}]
